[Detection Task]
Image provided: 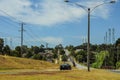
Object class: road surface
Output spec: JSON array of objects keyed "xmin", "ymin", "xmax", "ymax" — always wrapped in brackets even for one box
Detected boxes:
[{"xmin": 64, "ymin": 49, "xmax": 86, "ymax": 69}]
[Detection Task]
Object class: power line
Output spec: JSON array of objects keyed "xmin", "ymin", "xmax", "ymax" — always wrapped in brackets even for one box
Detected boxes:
[
  {"xmin": 0, "ymin": 16, "xmax": 19, "ymax": 29},
  {"xmin": 0, "ymin": 9, "xmax": 22, "ymax": 23},
  {"xmin": 26, "ymin": 25, "xmax": 41, "ymax": 38}
]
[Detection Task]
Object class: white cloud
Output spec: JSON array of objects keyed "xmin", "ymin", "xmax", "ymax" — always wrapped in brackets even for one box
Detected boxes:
[{"xmin": 0, "ymin": 0, "xmax": 114, "ymax": 26}]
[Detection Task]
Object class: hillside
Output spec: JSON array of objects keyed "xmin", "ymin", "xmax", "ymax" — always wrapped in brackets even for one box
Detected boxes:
[{"xmin": 0, "ymin": 55, "xmax": 58, "ymax": 70}]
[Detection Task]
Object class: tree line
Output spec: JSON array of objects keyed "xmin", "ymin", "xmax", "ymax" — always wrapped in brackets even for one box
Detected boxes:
[{"xmin": 0, "ymin": 38, "xmax": 120, "ymax": 69}]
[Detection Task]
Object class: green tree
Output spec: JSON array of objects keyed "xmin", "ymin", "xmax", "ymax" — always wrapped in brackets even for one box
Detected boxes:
[
  {"xmin": 24, "ymin": 49, "xmax": 33, "ymax": 58},
  {"xmin": 0, "ymin": 38, "xmax": 4, "ymax": 54},
  {"xmin": 75, "ymin": 50, "xmax": 87, "ymax": 63},
  {"xmin": 52, "ymin": 53, "xmax": 58, "ymax": 59},
  {"xmin": 31, "ymin": 46, "xmax": 40, "ymax": 54},
  {"xmin": 15, "ymin": 46, "xmax": 21, "ymax": 55},
  {"xmin": 32, "ymin": 54, "xmax": 44, "ymax": 60},
  {"xmin": 62, "ymin": 54, "xmax": 68, "ymax": 62},
  {"xmin": 76, "ymin": 55, "xmax": 82, "ymax": 63},
  {"xmin": 116, "ymin": 61, "xmax": 120, "ymax": 69},
  {"xmin": 22, "ymin": 45, "xmax": 28, "ymax": 54},
  {"xmin": 39, "ymin": 44, "xmax": 45, "ymax": 52},
  {"xmin": 10, "ymin": 50, "xmax": 21, "ymax": 57},
  {"xmin": 3, "ymin": 45, "xmax": 11, "ymax": 55},
  {"xmin": 66, "ymin": 45, "xmax": 74, "ymax": 51},
  {"xmin": 115, "ymin": 38, "xmax": 120, "ymax": 46},
  {"xmin": 92, "ymin": 51, "xmax": 109, "ymax": 68}
]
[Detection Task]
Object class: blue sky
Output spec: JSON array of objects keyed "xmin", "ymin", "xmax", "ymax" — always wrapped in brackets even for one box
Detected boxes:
[{"xmin": 0, "ymin": 0, "xmax": 119, "ymax": 48}]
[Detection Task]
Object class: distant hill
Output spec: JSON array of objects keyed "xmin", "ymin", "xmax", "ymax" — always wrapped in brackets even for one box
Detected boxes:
[{"xmin": 0, "ymin": 55, "xmax": 58, "ymax": 70}]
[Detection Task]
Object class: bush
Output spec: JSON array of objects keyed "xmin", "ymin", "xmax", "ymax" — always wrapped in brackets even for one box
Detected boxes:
[
  {"xmin": 116, "ymin": 61, "xmax": 120, "ymax": 69},
  {"xmin": 24, "ymin": 51, "xmax": 33, "ymax": 58},
  {"xmin": 92, "ymin": 51, "xmax": 109, "ymax": 68},
  {"xmin": 10, "ymin": 50, "xmax": 21, "ymax": 57},
  {"xmin": 32, "ymin": 54, "xmax": 44, "ymax": 60}
]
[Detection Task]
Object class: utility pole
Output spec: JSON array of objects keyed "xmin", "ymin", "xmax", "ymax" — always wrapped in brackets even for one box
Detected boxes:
[
  {"xmin": 87, "ymin": 8, "xmax": 90, "ymax": 72},
  {"xmin": 104, "ymin": 36, "xmax": 106, "ymax": 44},
  {"xmin": 10, "ymin": 38, "xmax": 13, "ymax": 49},
  {"xmin": 64, "ymin": 0, "xmax": 116, "ymax": 72},
  {"xmin": 112, "ymin": 28, "xmax": 115, "ymax": 44},
  {"xmin": 46, "ymin": 43, "xmax": 48, "ymax": 53},
  {"xmin": 46, "ymin": 43, "xmax": 48, "ymax": 49},
  {"xmin": 4, "ymin": 38, "xmax": 7, "ymax": 46},
  {"xmin": 20, "ymin": 22, "xmax": 25, "ymax": 56},
  {"xmin": 109, "ymin": 28, "xmax": 111, "ymax": 44},
  {"xmin": 106, "ymin": 32, "xmax": 108, "ymax": 45}
]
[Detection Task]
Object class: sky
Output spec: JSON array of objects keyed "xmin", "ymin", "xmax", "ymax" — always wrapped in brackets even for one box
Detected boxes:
[{"xmin": 0, "ymin": 0, "xmax": 119, "ymax": 48}]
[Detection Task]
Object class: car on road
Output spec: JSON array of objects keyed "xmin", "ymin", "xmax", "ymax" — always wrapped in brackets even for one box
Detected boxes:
[{"xmin": 60, "ymin": 63, "xmax": 71, "ymax": 70}]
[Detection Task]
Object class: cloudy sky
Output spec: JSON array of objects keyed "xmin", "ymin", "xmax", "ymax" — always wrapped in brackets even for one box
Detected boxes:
[{"xmin": 0, "ymin": 0, "xmax": 119, "ymax": 48}]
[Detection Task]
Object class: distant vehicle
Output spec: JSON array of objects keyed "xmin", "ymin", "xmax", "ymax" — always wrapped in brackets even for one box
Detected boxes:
[{"xmin": 60, "ymin": 63, "xmax": 71, "ymax": 70}]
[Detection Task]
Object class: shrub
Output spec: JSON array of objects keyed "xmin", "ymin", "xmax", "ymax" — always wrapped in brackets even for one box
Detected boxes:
[
  {"xmin": 32, "ymin": 54, "xmax": 43, "ymax": 60},
  {"xmin": 116, "ymin": 61, "xmax": 120, "ymax": 69},
  {"xmin": 92, "ymin": 51, "xmax": 109, "ymax": 68}
]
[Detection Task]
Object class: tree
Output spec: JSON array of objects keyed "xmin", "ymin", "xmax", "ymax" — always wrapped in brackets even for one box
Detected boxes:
[
  {"xmin": 115, "ymin": 38, "xmax": 120, "ymax": 67},
  {"xmin": 22, "ymin": 45, "xmax": 28, "ymax": 54},
  {"xmin": 10, "ymin": 50, "xmax": 21, "ymax": 57},
  {"xmin": 32, "ymin": 54, "xmax": 44, "ymax": 60},
  {"xmin": 115, "ymin": 38, "xmax": 120, "ymax": 46},
  {"xmin": 39, "ymin": 45, "xmax": 45, "ymax": 52},
  {"xmin": 92, "ymin": 51, "xmax": 109, "ymax": 68},
  {"xmin": 24, "ymin": 48, "xmax": 33, "ymax": 58},
  {"xmin": 59, "ymin": 49, "xmax": 65, "ymax": 55},
  {"xmin": 76, "ymin": 55, "xmax": 82, "ymax": 63},
  {"xmin": 66, "ymin": 45, "xmax": 74, "ymax": 51},
  {"xmin": 62, "ymin": 54, "xmax": 68, "ymax": 62},
  {"xmin": 3, "ymin": 45, "xmax": 11, "ymax": 55},
  {"xmin": 0, "ymin": 38, "xmax": 4, "ymax": 54},
  {"xmin": 91, "ymin": 44, "xmax": 98, "ymax": 51},
  {"xmin": 53, "ymin": 53, "xmax": 58, "ymax": 59},
  {"xmin": 31, "ymin": 46, "xmax": 40, "ymax": 54},
  {"xmin": 75, "ymin": 50, "xmax": 87, "ymax": 63},
  {"xmin": 116, "ymin": 61, "xmax": 120, "ymax": 69},
  {"xmin": 15, "ymin": 46, "xmax": 21, "ymax": 55}
]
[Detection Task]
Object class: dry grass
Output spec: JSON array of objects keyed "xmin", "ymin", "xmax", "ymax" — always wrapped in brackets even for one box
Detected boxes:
[
  {"xmin": 0, "ymin": 55, "xmax": 58, "ymax": 70},
  {"xmin": 0, "ymin": 69, "xmax": 120, "ymax": 80},
  {"xmin": 0, "ymin": 55, "xmax": 120, "ymax": 80}
]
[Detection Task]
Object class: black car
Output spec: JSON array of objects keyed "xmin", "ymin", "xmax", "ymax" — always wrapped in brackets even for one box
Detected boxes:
[{"xmin": 60, "ymin": 63, "xmax": 71, "ymax": 70}]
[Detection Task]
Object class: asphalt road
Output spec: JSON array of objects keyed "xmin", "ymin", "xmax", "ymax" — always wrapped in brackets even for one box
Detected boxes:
[
  {"xmin": 110, "ymin": 70, "xmax": 120, "ymax": 74},
  {"xmin": 64, "ymin": 49, "xmax": 86, "ymax": 69}
]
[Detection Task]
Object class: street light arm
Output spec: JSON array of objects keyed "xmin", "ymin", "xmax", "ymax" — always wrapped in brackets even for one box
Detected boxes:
[
  {"xmin": 64, "ymin": 0, "xmax": 88, "ymax": 12},
  {"xmin": 74, "ymin": 3, "xmax": 88, "ymax": 12},
  {"xmin": 90, "ymin": 2, "xmax": 107, "ymax": 12},
  {"xmin": 91, "ymin": 1, "xmax": 116, "ymax": 12},
  {"xmin": 64, "ymin": 0, "xmax": 116, "ymax": 12}
]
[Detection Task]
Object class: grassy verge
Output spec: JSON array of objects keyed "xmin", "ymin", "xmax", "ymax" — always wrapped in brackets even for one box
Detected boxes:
[
  {"xmin": 0, "ymin": 55, "xmax": 119, "ymax": 80},
  {"xmin": 0, "ymin": 69, "xmax": 120, "ymax": 80},
  {"xmin": 0, "ymin": 55, "xmax": 58, "ymax": 70}
]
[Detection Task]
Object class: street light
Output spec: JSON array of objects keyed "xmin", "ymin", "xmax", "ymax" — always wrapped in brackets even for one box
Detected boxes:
[{"xmin": 64, "ymin": 0, "xmax": 115, "ymax": 72}]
